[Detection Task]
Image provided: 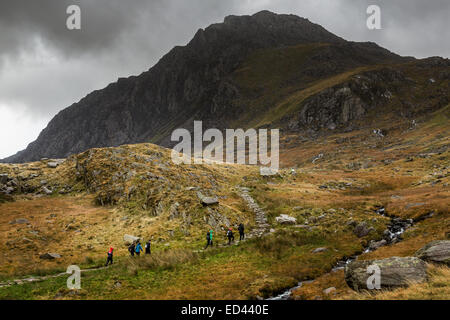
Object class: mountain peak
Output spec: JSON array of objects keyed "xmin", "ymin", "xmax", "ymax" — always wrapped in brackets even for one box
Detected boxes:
[{"xmin": 1, "ymin": 11, "xmax": 409, "ymax": 163}]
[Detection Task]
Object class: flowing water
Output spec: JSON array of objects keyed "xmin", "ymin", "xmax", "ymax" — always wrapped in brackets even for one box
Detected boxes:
[{"xmin": 267, "ymin": 206, "xmax": 413, "ymax": 300}]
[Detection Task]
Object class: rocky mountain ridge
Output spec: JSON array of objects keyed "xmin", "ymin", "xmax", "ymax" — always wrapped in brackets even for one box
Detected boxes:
[{"xmin": 2, "ymin": 10, "xmax": 410, "ymax": 163}]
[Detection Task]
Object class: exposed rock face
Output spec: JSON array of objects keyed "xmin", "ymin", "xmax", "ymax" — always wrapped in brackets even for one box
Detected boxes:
[
  {"xmin": 415, "ymin": 240, "xmax": 450, "ymax": 266},
  {"xmin": 1, "ymin": 11, "xmax": 404, "ymax": 163},
  {"xmin": 275, "ymin": 214, "xmax": 297, "ymax": 225},
  {"xmin": 287, "ymin": 68, "xmax": 406, "ymax": 132},
  {"xmin": 345, "ymin": 257, "xmax": 428, "ymax": 291}
]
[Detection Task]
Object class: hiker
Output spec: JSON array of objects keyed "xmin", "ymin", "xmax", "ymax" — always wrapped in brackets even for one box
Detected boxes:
[
  {"xmin": 227, "ymin": 228, "xmax": 235, "ymax": 245},
  {"xmin": 135, "ymin": 241, "xmax": 143, "ymax": 256},
  {"xmin": 128, "ymin": 242, "xmax": 135, "ymax": 257},
  {"xmin": 209, "ymin": 229, "xmax": 213, "ymax": 246},
  {"xmin": 145, "ymin": 240, "xmax": 151, "ymax": 255},
  {"xmin": 204, "ymin": 231, "xmax": 211, "ymax": 249},
  {"xmin": 105, "ymin": 247, "xmax": 114, "ymax": 266},
  {"xmin": 238, "ymin": 223, "xmax": 245, "ymax": 241}
]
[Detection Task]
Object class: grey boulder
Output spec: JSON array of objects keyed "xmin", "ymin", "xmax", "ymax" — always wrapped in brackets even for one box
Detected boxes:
[
  {"xmin": 275, "ymin": 214, "xmax": 297, "ymax": 225},
  {"xmin": 415, "ymin": 240, "xmax": 450, "ymax": 266},
  {"xmin": 345, "ymin": 256, "xmax": 427, "ymax": 291},
  {"xmin": 197, "ymin": 192, "xmax": 219, "ymax": 206}
]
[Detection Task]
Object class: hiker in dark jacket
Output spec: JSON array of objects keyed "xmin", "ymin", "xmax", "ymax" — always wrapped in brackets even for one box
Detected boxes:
[
  {"xmin": 227, "ymin": 228, "xmax": 235, "ymax": 245},
  {"xmin": 105, "ymin": 247, "xmax": 114, "ymax": 266},
  {"xmin": 238, "ymin": 223, "xmax": 245, "ymax": 241},
  {"xmin": 135, "ymin": 241, "xmax": 143, "ymax": 256},
  {"xmin": 145, "ymin": 240, "xmax": 151, "ymax": 255},
  {"xmin": 204, "ymin": 231, "xmax": 211, "ymax": 249},
  {"xmin": 128, "ymin": 243, "xmax": 135, "ymax": 256}
]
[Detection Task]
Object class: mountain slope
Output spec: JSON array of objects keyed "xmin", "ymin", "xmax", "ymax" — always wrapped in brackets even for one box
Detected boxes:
[{"xmin": 2, "ymin": 10, "xmax": 406, "ymax": 163}]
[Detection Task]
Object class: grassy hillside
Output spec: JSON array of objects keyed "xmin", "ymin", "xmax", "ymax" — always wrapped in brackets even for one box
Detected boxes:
[{"xmin": 0, "ymin": 46, "xmax": 448, "ymax": 300}]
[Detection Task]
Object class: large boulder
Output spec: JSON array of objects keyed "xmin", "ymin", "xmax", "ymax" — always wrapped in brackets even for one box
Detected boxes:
[
  {"xmin": 415, "ymin": 240, "xmax": 450, "ymax": 266},
  {"xmin": 275, "ymin": 214, "xmax": 297, "ymax": 225},
  {"xmin": 345, "ymin": 257, "xmax": 428, "ymax": 291},
  {"xmin": 123, "ymin": 234, "xmax": 140, "ymax": 245},
  {"xmin": 197, "ymin": 192, "xmax": 219, "ymax": 206}
]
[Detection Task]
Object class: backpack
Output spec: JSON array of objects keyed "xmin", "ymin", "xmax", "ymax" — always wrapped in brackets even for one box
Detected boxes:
[{"xmin": 206, "ymin": 232, "xmax": 210, "ymax": 240}]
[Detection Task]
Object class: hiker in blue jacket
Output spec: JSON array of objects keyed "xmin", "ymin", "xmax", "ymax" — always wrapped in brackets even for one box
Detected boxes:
[{"xmin": 135, "ymin": 241, "xmax": 143, "ymax": 256}]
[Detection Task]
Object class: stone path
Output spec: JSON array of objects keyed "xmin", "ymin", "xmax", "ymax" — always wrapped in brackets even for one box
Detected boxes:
[
  {"xmin": 237, "ymin": 187, "xmax": 270, "ymax": 239},
  {"xmin": 1, "ymin": 187, "xmax": 271, "ymax": 289}
]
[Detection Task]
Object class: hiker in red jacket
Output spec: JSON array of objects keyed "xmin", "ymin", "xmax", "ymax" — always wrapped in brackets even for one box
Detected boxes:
[{"xmin": 105, "ymin": 247, "xmax": 114, "ymax": 266}]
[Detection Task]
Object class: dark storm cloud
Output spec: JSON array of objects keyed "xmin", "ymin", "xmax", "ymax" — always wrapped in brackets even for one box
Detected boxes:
[
  {"xmin": 0, "ymin": 0, "xmax": 449, "ymax": 158},
  {"xmin": 0, "ymin": 0, "xmax": 244, "ymax": 117}
]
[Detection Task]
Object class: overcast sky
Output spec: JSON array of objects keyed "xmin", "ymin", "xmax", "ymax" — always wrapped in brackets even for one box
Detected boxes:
[{"xmin": 0, "ymin": 0, "xmax": 449, "ymax": 158}]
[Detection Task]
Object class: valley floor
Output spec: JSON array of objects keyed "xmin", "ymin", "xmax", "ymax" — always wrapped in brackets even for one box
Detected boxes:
[{"xmin": 0, "ymin": 107, "xmax": 448, "ymax": 300}]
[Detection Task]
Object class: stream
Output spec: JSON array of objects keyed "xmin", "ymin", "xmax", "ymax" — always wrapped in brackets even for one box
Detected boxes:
[{"xmin": 267, "ymin": 206, "xmax": 414, "ymax": 300}]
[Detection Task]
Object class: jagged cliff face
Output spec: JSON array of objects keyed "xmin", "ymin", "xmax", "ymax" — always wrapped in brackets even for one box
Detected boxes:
[{"xmin": 1, "ymin": 10, "xmax": 439, "ymax": 163}]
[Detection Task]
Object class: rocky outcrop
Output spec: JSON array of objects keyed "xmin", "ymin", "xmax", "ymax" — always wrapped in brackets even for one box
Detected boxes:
[
  {"xmin": 345, "ymin": 257, "xmax": 427, "ymax": 291},
  {"xmin": 287, "ymin": 68, "xmax": 406, "ymax": 133},
  {"xmin": 415, "ymin": 240, "xmax": 450, "ymax": 266}
]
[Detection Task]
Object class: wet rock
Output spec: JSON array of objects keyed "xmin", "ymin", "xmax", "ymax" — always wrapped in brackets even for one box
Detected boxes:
[
  {"xmin": 345, "ymin": 257, "xmax": 427, "ymax": 291},
  {"xmin": 275, "ymin": 214, "xmax": 297, "ymax": 225},
  {"xmin": 415, "ymin": 240, "xmax": 450, "ymax": 266}
]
